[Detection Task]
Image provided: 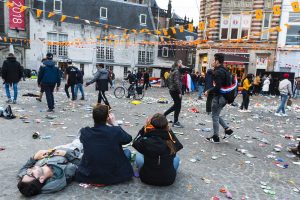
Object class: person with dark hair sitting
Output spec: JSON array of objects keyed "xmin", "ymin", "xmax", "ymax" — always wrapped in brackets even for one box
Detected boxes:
[
  {"xmin": 133, "ymin": 113, "xmax": 183, "ymax": 186},
  {"xmin": 17, "ymin": 139, "xmax": 83, "ymax": 197},
  {"xmin": 75, "ymin": 104, "xmax": 133, "ymax": 185}
]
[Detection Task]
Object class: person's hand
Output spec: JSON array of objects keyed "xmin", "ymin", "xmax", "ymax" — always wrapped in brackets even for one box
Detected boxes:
[
  {"xmin": 204, "ymin": 91, "xmax": 208, "ymax": 97},
  {"xmin": 33, "ymin": 150, "xmax": 49, "ymax": 160},
  {"xmin": 107, "ymin": 113, "xmax": 118, "ymax": 126}
]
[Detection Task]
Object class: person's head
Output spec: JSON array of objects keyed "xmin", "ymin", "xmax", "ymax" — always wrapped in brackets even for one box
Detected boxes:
[
  {"xmin": 97, "ymin": 63, "xmax": 104, "ymax": 69},
  {"xmin": 196, "ymin": 71, "xmax": 199, "ymax": 75},
  {"xmin": 93, "ymin": 104, "xmax": 110, "ymax": 125},
  {"xmin": 17, "ymin": 166, "xmax": 47, "ymax": 197},
  {"xmin": 213, "ymin": 53, "xmax": 225, "ymax": 67},
  {"xmin": 174, "ymin": 60, "xmax": 183, "ymax": 68},
  {"xmin": 7, "ymin": 53, "xmax": 15, "ymax": 58},
  {"xmin": 150, "ymin": 113, "xmax": 168, "ymax": 130},
  {"xmin": 201, "ymin": 72, "xmax": 205, "ymax": 77},
  {"xmin": 67, "ymin": 59, "xmax": 72, "ymax": 65},
  {"xmin": 46, "ymin": 53, "xmax": 53, "ymax": 60},
  {"xmin": 283, "ymin": 73, "xmax": 289, "ymax": 79},
  {"xmin": 127, "ymin": 70, "xmax": 131, "ymax": 74}
]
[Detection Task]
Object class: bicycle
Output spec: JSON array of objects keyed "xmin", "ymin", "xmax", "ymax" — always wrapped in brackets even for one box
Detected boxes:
[{"xmin": 114, "ymin": 81, "xmax": 145, "ymax": 100}]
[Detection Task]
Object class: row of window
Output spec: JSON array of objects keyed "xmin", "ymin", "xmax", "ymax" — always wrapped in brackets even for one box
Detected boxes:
[{"xmin": 49, "ymin": 0, "xmax": 147, "ymax": 25}]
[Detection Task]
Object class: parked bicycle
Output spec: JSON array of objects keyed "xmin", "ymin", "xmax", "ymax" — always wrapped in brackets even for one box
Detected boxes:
[{"xmin": 114, "ymin": 81, "xmax": 145, "ymax": 100}]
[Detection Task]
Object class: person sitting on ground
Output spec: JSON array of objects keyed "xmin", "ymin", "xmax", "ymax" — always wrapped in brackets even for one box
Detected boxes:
[
  {"xmin": 133, "ymin": 113, "xmax": 183, "ymax": 186},
  {"xmin": 75, "ymin": 104, "xmax": 133, "ymax": 185},
  {"xmin": 17, "ymin": 139, "xmax": 83, "ymax": 197}
]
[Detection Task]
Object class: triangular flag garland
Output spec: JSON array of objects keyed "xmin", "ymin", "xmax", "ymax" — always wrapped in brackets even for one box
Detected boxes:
[
  {"xmin": 255, "ymin": 9, "xmax": 263, "ymax": 20},
  {"xmin": 199, "ymin": 22, "xmax": 205, "ymax": 31},
  {"xmin": 170, "ymin": 27, "xmax": 176, "ymax": 34},
  {"xmin": 6, "ymin": 1, "xmax": 14, "ymax": 8},
  {"xmin": 20, "ymin": 6, "xmax": 28, "ymax": 13},
  {"xmin": 179, "ymin": 26, "xmax": 184, "ymax": 32},
  {"xmin": 273, "ymin": 5, "xmax": 281, "ymax": 15},
  {"xmin": 60, "ymin": 15, "xmax": 67, "ymax": 22},
  {"xmin": 188, "ymin": 24, "xmax": 194, "ymax": 32},
  {"xmin": 291, "ymin": 1, "xmax": 300, "ymax": 12},
  {"xmin": 48, "ymin": 12, "xmax": 55, "ymax": 18},
  {"xmin": 36, "ymin": 9, "xmax": 43, "ymax": 18}
]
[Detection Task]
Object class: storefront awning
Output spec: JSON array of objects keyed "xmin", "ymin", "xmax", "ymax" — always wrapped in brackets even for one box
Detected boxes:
[{"xmin": 224, "ymin": 54, "xmax": 250, "ymax": 64}]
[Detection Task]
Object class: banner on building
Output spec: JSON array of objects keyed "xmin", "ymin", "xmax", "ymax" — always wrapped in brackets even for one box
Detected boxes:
[
  {"xmin": 256, "ymin": 57, "xmax": 268, "ymax": 69},
  {"xmin": 9, "ymin": 0, "xmax": 25, "ymax": 30}
]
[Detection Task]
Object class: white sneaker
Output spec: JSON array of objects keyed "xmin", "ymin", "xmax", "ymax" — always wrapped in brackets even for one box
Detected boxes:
[
  {"xmin": 245, "ymin": 110, "xmax": 251, "ymax": 113},
  {"xmin": 275, "ymin": 113, "xmax": 282, "ymax": 116},
  {"xmin": 282, "ymin": 113, "xmax": 288, "ymax": 117},
  {"xmin": 239, "ymin": 110, "xmax": 246, "ymax": 113}
]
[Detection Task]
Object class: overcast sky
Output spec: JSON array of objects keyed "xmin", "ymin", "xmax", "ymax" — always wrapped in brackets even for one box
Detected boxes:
[{"xmin": 155, "ymin": 0, "xmax": 199, "ymax": 26}]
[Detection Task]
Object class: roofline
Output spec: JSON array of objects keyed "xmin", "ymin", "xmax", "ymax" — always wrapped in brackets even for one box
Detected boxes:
[{"xmin": 109, "ymin": 0, "xmax": 149, "ymax": 7}]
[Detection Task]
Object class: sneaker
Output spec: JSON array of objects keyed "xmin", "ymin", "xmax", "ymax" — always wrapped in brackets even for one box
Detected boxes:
[
  {"xmin": 223, "ymin": 128, "xmax": 234, "ymax": 140},
  {"xmin": 6, "ymin": 99, "xmax": 12, "ymax": 104},
  {"xmin": 80, "ymin": 97, "xmax": 85, "ymax": 100},
  {"xmin": 172, "ymin": 121, "xmax": 184, "ymax": 128},
  {"xmin": 36, "ymin": 98, "xmax": 42, "ymax": 102},
  {"xmin": 198, "ymin": 97, "xmax": 203, "ymax": 100},
  {"xmin": 205, "ymin": 135, "xmax": 220, "ymax": 143},
  {"xmin": 244, "ymin": 110, "xmax": 251, "ymax": 113},
  {"xmin": 282, "ymin": 113, "xmax": 288, "ymax": 117},
  {"xmin": 12, "ymin": 100, "xmax": 17, "ymax": 104},
  {"xmin": 239, "ymin": 110, "xmax": 246, "ymax": 113},
  {"xmin": 47, "ymin": 109, "xmax": 54, "ymax": 113},
  {"xmin": 275, "ymin": 112, "xmax": 282, "ymax": 117}
]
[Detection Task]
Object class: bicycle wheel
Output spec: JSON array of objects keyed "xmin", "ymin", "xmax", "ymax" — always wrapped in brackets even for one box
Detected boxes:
[
  {"xmin": 134, "ymin": 90, "xmax": 145, "ymax": 100},
  {"xmin": 114, "ymin": 87, "xmax": 126, "ymax": 99}
]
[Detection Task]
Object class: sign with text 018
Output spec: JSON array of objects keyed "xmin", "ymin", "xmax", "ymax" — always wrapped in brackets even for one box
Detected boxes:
[{"xmin": 9, "ymin": 0, "xmax": 25, "ymax": 30}]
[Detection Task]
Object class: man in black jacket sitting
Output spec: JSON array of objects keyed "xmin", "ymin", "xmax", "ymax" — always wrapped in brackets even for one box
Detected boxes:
[{"xmin": 75, "ymin": 104, "xmax": 133, "ymax": 185}]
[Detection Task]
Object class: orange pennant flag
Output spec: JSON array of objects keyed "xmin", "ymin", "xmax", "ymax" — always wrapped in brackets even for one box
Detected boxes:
[
  {"xmin": 94, "ymin": 21, "xmax": 100, "ymax": 25},
  {"xmin": 255, "ymin": 9, "xmax": 263, "ymax": 20},
  {"xmin": 6, "ymin": 1, "xmax": 14, "ymax": 8},
  {"xmin": 276, "ymin": 26, "xmax": 282, "ymax": 32},
  {"xmin": 37, "ymin": 9, "xmax": 43, "ymax": 18},
  {"xmin": 291, "ymin": 1, "xmax": 300, "ymax": 12},
  {"xmin": 170, "ymin": 27, "xmax": 176, "ymax": 34},
  {"xmin": 273, "ymin": 5, "xmax": 281, "ymax": 15},
  {"xmin": 20, "ymin": 6, "xmax": 28, "ymax": 13},
  {"xmin": 60, "ymin": 15, "xmax": 67, "ymax": 22},
  {"xmin": 179, "ymin": 25, "xmax": 184, "ymax": 32},
  {"xmin": 199, "ymin": 21, "xmax": 205, "ymax": 31},
  {"xmin": 188, "ymin": 24, "xmax": 194, "ymax": 32},
  {"xmin": 155, "ymin": 30, "xmax": 161, "ymax": 35},
  {"xmin": 209, "ymin": 20, "xmax": 216, "ymax": 28},
  {"xmin": 48, "ymin": 12, "xmax": 55, "ymax": 18},
  {"xmin": 160, "ymin": 37, "xmax": 164, "ymax": 42},
  {"xmin": 74, "ymin": 16, "xmax": 80, "ymax": 20},
  {"xmin": 162, "ymin": 28, "xmax": 168, "ymax": 36},
  {"xmin": 4, "ymin": 37, "xmax": 7, "ymax": 42}
]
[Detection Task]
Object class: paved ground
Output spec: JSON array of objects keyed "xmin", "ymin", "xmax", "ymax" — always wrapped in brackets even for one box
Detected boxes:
[{"xmin": 0, "ymin": 79, "xmax": 300, "ymax": 200}]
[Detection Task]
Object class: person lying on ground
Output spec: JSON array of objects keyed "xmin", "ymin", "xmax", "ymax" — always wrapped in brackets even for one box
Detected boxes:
[
  {"xmin": 75, "ymin": 104, "xmax": 133, "ymax": 185},
  {"xmin": 133, "ymin": 113, "xmax": 183, "ymax": 186},
  {"xmin": 17, "ymin": 139, "xmax": 83, "ymax": 197}
]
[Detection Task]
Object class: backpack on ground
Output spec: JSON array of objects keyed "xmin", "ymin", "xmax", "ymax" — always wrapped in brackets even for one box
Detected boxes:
[{"xmin": 219, "ymin": 68, "xmax": 238, "ymax": 104}]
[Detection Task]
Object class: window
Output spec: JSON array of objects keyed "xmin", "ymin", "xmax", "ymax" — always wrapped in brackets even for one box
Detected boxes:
[
  {"xmin": 106, "ymin": 65, "xmax": 114, "ymax": 72},
  {"xmin": 140, "ymin": 14, "xmax": 147, "ymax": 25},
  {"xmin": 289, "ymin": 13, "xmax": 300, "ymax": 22},
  {"xmin": 220, "ymin": 14, "xmax": 251, "ymax": 40},
  {"xmin": 96, "ymin": 39, "xmax": 114, "ymax": 61},
  {"xmin": 286, "ymin": 25, "xmax": 300, "ymax": 45},
  {"xmin": 124, "ymin": 66, "xmax": 128, "ymax": 78},
  {"xmin": 261, "ymin": 13, "xmax": 271, "ymax": 40},
  {"xmin": 138, "ymin": 44, "xmax": 154, "ymax": 64},
  {"xmin": 188, "ymin": 53, "xmax": 193, "ymax": 65},
  {"xmin": 100, "ymin": 7, "xmax": 107, "ymax": 19},
  {"xmin": 54, "ymin": 0, "xmax": 62, "ymax": 13},
  {"xmin": 264, "ymin": 0, "xmax": 273, "ymax": 9},
  {"xmin": 162, "ymin": 47, "xmax": 168, "ymax": 57},
  {"xmin": 47, "ymin": 33, "xmax": 68, "ymax": 57}
]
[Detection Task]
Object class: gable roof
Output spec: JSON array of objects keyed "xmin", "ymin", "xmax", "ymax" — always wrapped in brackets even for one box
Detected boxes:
[{"xmin": 33, "ymin": 0, "xmax": 155, "ymax": 30}]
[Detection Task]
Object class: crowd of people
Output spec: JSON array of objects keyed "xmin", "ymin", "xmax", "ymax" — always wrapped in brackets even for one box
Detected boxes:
[{"xmin": 1, "ymin": 52, "xmax": 300, "ymax": 197}]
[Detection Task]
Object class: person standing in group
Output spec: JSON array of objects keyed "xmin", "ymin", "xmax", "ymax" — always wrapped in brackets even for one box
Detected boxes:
[
  {"xmin": 293, "ymin": 77, "xmax": 300, "ymax": 99},
  {"xmin": 198, "ymin": 73, "xmax": 205, "ymax": 100},
  {"xmin": 109, "ymin": 70, "xmax": 115, "ymax": 89},
  {"xmin": 36, "ymin": 58, "xmax": 47, "ymax": 102},
  {"xmin": 275, "ymin": 73, "xmax": 292, "ymax": 117},
  {"xmin": 239, "ymin": 74, "xmax": 253, "ymax": 112},
  {"xmin": 136, "ymin": 71, "xmax": 143, "ymax": 84},
  {"xmin": 191, "ymin": 71, "xmax": 198, "ymax": 91},
  {"xmin": 143, "ymin": 70, "xmax": 151, "ymax": 90},
  {"xmin": 164, "ymin": 60, "xmax": 184, "ymax": 128},
  {"xmin": 37, "ymin": 53, "xmax": 61, "ymax": 112},
  {"xmin": 64, "ymin": 60, "xmax": 78, "ymax": 101},
  {"xmin": 204, "ymin": 69, "xmax": 214, "ymax": 114},
  {"xmin": 204, "ymin": 53, "xmax": 233, "ymax": 143},
  {"xmin": 262, "ymin": 75, "xmax": 271, "ymax": 96},
  {"xmin": 253, "ymin": 75, "xmax": 261, "ymax": 95},
  {"xmin": 86, "ymin": 64, "xmax": 110, "ymax": 108},
  {"xmin": 74, "ymin": 68, "xmax": 85, "ymax": 100},
  {"xmin": 164, "ymin": 71, "xmax": 169, "ymax": 88},
  {"xmin": 1, "ymin": 53, "xmax": 23, "ymax": 104}
]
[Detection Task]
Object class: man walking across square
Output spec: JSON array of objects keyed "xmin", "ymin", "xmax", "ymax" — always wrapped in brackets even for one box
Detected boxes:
[
  {"xmin": 37, "ymin": 53, "xmax": 61, "ymax": 112},
  {"xmin": 1, "ymin": 53, "xmax": 23, "ymax": 104}
]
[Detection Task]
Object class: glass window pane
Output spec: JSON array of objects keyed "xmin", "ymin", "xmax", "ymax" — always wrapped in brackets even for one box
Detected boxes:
[
  {"xmin": 263, "ymin": 13, "xmax": 271, "ymax": 28},
  {"xmin": 231, "ymin": 28, "xmax": 238, "ymax": 39},
  {"xmin": 221, "ymin": 28, "xmax": 228, "ymax": 39},
  {"xmin": 241, "ymin": 29, "xmax": 249, "ymax": 38}
]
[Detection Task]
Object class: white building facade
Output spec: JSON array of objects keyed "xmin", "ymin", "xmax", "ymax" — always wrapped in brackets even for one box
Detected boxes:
[{"xmin": 275, "ymin": 0, "xmax": 300, "ymax": 77}]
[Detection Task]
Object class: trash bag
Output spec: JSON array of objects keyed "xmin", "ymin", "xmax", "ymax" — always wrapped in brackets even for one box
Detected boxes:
[{"xmin": 0, "ymin": 105, "xmax": 16, "ymax": 119}]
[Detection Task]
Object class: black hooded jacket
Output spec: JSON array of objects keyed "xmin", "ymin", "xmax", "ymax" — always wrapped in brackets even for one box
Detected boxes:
[
  {"xmin": 1, "ymin": 57, "xmax": 23, "ymax": 84},
  {"xmin": 133, "ymin": 128, "xmax": 183, "ymax": 186}
]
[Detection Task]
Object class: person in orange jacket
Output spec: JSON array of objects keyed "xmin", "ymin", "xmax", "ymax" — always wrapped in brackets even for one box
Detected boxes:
[{"xmin": 239, "ymin": 74, "xmax": 253, "ymax": 112}]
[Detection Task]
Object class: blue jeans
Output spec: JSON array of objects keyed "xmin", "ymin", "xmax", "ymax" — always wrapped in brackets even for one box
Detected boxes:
[
  {"xmin": 198, "ymin": 85, "xmax": 204, "ymax": 97},
  {"xmin": 123, "ymin": 149, "xmax": 131, "ymax": 160},
  {"xmin": 276, "ymin": 94, "xmax": 288, "ymax": 114},
  {"xmin": 5, "ymin": 83, "xmax": 18, "ymax": 101},
  {"xmin": 74, "ymin": 83, "xmax": 85, "ymax": 99},
  {"xmin": 135, "ymin": 152, "xmax": 180, "ymax": 171}
]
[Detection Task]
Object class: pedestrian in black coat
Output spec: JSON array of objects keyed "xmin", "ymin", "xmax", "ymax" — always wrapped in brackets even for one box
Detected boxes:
[{"xmin": 204, "ymin": 69, "xmax": 214, "ymax": 113}]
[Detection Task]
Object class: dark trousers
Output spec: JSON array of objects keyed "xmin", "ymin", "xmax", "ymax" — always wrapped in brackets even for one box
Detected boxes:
[
  {"xmin": 143, "ymin": 81, "xmax": 151, "ymax": 90},
  {"xmin": 127, "ymin": 83, "xmax": 136, "ymax": 97},
  {"xmin": 240, "ymin": 90, "xmax": 250, "ymax": 110},
  {"xmin": 164, "ymin": 91, "xmax": 182, "ymax": 123},
  {"xmin": 44, "ymin": 84, "xmax": 56, "ymax": 110},
  {"xmin": 98, "ymin": 91, "xmax": 110, "ymax": 108},
  {"xmin": 65, "ymin": 84, "xmax": 75, "ymax": 100},
  {"xmin": 206, "ymin": 93, "xmax": 214, "ymax": 113}
]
